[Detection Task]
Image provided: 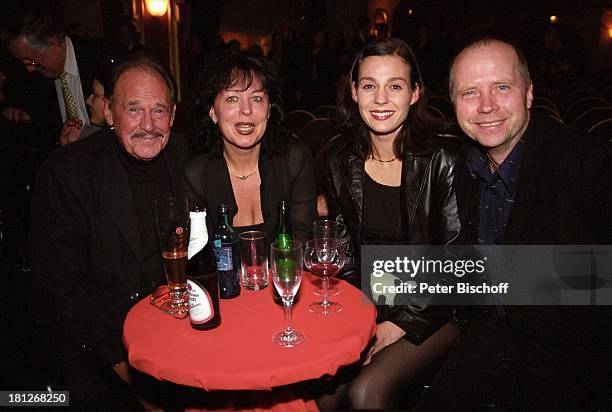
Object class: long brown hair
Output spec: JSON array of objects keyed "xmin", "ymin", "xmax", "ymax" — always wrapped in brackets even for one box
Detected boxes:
[{"xmin": 338, "ymin": 38, "xmax": 440, "ymax": 158}]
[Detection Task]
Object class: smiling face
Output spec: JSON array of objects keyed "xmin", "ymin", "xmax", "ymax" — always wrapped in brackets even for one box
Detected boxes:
[
  {"xmin": 451, "ymin": 41, "xmax": 533, "ymax": 164},
  {"xmin": 104, "ymin": 68, "xmax": 175, "ymax": 160},
  {"xmin": 209, "ymin": 75, "xmax": 270, "ymax": 151},
  {"xmin": 351, "ymin": 55, "xmax": 420, "ymax": 143}
]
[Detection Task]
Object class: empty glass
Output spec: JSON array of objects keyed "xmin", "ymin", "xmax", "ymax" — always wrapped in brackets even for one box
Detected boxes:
[{"xmin": 239, "ymin": 231, "xmax": 269, "ymax": 290}]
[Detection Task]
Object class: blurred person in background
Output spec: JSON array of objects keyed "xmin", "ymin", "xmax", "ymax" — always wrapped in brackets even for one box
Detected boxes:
[
  {"xmin": 4, "ymin": 12, "xmax": 113, "ymax": 149},
  {"xmin": 59, "ymin": 62, "xmax": 114, "ymax": 145}
]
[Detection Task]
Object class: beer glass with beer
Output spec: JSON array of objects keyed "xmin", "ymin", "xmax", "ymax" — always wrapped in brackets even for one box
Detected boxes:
[{"xmin": 155, "ymin": 196, "xmax": 190, "ymax": 317}]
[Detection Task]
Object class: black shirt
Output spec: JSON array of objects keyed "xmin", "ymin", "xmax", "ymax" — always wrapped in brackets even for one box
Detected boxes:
[{"xmin": 362, "ymin": 172, "xmax": 404, "ymax": 245}]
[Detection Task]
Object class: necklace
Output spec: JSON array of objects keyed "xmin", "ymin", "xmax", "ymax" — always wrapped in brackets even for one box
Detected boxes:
[
  {"xmin": 226, "ymin": 163, "xmax": 258, "ymax": 181},
  {"xmin": 369, "ymin": 153, "xmax": 398, "ymax": 163}
]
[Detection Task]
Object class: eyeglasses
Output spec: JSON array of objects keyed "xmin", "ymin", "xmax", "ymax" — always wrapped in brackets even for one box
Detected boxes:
[
  {"xmin": 21, "ymin": 51, "xmax": 45, "ymax": 69},
  {"xmin": 23, "ymin": 60, "xmax": 41, "ymax": 68}
]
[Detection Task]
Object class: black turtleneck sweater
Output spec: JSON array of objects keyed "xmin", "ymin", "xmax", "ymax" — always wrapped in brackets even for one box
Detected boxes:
[{"xmin": 114, "ymin": 139, "xmax": 172, "ymax": 289}]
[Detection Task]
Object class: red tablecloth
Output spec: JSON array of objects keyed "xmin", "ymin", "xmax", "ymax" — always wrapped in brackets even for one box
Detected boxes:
[{"xmin": 123, "ymin": 273, "xmax": 376, "ymax": 391}]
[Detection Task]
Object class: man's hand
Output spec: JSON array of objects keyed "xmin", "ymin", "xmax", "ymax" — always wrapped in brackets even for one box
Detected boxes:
[
  {"xmin": 59, "ymin": 119, "xmax": 82, "ymax": 146},
  {"xmin": 362, "ymin": 321, "xmax": 406, "ymax": 366},
  {"xmin": 2, "ymin": 107, "xmax": 31, "ymax": 123},
  {"xmin": 112, "ymin": 361, "xmax": 165, "ymax": 412}
]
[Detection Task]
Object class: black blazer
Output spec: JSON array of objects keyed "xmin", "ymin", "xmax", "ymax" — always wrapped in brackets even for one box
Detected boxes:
[
  {"xmin": 28, "ymin": 130, "xmax": 191, "ymax": 365},
  {"xmin": 455, "ymin": 114, "xmax": 612, "ymax": 349}
]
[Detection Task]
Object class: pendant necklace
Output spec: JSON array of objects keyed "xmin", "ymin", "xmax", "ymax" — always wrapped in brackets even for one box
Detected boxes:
[
  {"xmin": 226, "ymin": 163, "xmax": 258, "ymax": 181},
  {"xmin": 369, "ymin": 152, "xmax": 397, "ymax": 163}
]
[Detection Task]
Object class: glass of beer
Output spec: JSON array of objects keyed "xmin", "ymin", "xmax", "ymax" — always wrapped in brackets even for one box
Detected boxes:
[{"xmin": 155, "ymin": 196, "xmax": 190, "ymax": 317}]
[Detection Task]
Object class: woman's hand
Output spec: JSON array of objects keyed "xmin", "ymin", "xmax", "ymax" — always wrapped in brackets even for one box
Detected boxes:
[{"xmin": 362, "ymin": 321, "xmax": 406, "ymax": 366}]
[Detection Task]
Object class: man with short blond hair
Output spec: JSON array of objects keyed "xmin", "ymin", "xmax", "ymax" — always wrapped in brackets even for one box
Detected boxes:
[{"xmin": 416, "ymin": 37, "xmax": 612, "ymax": 410}]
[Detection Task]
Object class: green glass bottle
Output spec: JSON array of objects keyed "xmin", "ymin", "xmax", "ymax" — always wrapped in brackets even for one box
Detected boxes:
[
  {"xmin": 276, "ymin": 201, "xmax": 293, "ymax": 248},
  {"xmin": 273, "ymin": 201, "xmax": 298, "ymax": 304}
]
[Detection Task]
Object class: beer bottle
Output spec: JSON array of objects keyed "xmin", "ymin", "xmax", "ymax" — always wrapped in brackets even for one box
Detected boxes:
[
  {"xmin": 212, "ymin": 204, "xmax": 241, "ymax": 299},
  {"xmin": 273, "ymin": 201, "xmax": 298, "ymax": 304},
  {"xmin": 187, "ymin": 205, "xmax": 221, "ymax": 330}
]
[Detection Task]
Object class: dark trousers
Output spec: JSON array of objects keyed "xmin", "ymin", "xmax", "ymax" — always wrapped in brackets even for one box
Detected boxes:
[
  {"xmin": 38, "ymin": 337, "xmax": 181, "ymax": 411},
  {"xmin": 41, "ymin": 348, "xmax": 140, "ymax": 411},
  {"xmin": 416, "ymin": 312, "xmax": 607, "ymax": 411}
]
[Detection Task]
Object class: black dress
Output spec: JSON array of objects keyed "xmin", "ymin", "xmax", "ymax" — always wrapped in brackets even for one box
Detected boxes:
[{"xmin": 181, "ymin": 139, "xmax": 317, "ymax": 243}]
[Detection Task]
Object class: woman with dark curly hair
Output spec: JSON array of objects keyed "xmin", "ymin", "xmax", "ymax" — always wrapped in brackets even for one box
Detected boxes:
[
  {"xmin": 317, "ymin": 38, "xmax": 461, "ymax": 409},
  {"xmin": 183, "ymin": 51, "xmax": 316, "ymax": 240}
]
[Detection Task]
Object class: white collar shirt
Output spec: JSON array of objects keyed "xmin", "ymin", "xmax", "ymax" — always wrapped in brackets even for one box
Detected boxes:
[{"xmin": 54, "ymin": 36, "xmax": 89, "ymax": 126}]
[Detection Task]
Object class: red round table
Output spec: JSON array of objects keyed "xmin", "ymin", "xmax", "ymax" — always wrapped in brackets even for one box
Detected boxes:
[{"xmin": 123, "ymin": 273, "xmax": 376, "ymax": 391}]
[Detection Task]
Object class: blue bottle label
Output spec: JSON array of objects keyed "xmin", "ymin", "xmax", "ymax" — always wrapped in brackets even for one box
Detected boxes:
[{"xmin": 213, "ymin": 240, "xmax": 234, "ymax": 271}]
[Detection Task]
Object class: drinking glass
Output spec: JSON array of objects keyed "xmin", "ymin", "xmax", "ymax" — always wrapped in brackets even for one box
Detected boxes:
[
  {"xmin": 304, "ymin": 239, "xmax": 345, "ymax": 314},
  {"xmin": 155, "ymin": 196, "xmax": 190, "ymax": 317},
  {"xmin": 312, "ymin": 219, "xmax": 341, "ymax": 296},
  {"xmin": 313, "ymin": 218, "xmax": 339, "ymax": 239},
  {"xmin": 270, "ymin": 240, "xmax": 305, "ymax": 347},
  {"xmin": 239, "ymin": 231, "xmax": 269, "ymax": 290}
]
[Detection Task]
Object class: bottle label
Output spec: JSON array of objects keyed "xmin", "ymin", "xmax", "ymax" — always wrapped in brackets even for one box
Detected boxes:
[
  {"xmin": 188, "ymin": 211, "xmax": 208, "ymax": 260},
  {"xmin": 213, "ymin": 240, "xmax": 234, "ymax": 271},
  {"xmin": 187, "ymin": 279, "xmax": 214, "ymax": 323}
]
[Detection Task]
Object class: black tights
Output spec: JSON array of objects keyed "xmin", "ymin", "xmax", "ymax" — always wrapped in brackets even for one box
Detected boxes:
[{"xmin": 317, "ymin": 320, "xmax": 460, "ymax": 410}]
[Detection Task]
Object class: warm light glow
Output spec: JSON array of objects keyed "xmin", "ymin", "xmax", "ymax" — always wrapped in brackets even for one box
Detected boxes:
[
  {"xmin": 145, "ymin": 0, "xmax": 168, "ymax": 17},
  {"xmin": 609, "ymin": 28, "xmax": 612, "ymax": 39},
  {"xmin": 550, "ymin": 15, "xmax": 558, "ymax": 23},
  {"xmin": 407, "ymin": 9, "xmax": 414, "ymax": 16},
  {"xmin": 174, "ymin": 4, "xmax": 180, "ymax": 22}
]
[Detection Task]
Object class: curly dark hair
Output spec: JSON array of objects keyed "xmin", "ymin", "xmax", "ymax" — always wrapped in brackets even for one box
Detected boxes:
[
  {"xmin": 191, "ymin": 50, "xmax": 289, "ymax": 158},
  {"xmin": 338, "ymin": 38, "xmax": 441, "ymax": 159}
]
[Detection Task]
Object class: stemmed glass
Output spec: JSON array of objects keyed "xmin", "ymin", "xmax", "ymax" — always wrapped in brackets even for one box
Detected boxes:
[
  {"xmin": 312, "ymin": 219, "xmax": 341, "ymax": 296},
  {"xmin": 304, "ymin": 239, "xmax": 345, "ymax": 314},
  {"xmin": 270, "ymin": 240, "xmax": 305, "ymax": 347},
  {"xmin": 155, "ymin": 196, "xmax": 190, "ymax": 318}
]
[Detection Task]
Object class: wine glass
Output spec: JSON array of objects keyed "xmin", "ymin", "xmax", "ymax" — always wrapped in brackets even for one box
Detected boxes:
[
  {"xmin": 312, "ymin": 219, "xmax": 341, "ymax": 296},
  {"xmin": 155, "ymin": 196, "xmax": 190, "ymax": 318},
  {"xmin": 313, "ymin": 218, "xmax": 339, "ymax": 239},
  {"xmin": 270, "ymin": 240, "xmax": 305, "ymax": 347},
  {"xmin": 304, "ymin": 239, "xmax": 345, "ymax": 314}
]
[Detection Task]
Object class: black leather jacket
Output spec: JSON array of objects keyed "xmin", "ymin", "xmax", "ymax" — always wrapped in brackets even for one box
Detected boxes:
[{"xmin": 319, "ymin": 132, "xmax": 462, "ymax": 344}]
